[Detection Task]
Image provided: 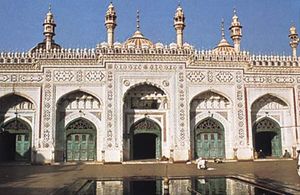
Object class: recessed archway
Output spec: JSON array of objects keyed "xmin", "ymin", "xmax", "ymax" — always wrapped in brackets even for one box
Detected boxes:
[
  {"xmin": 0, "ymin": 94, "xmax": 35, "ymax": 162},
  {"xmin": 55, "ymin": 90, "xmax": 101, "ymax": 162},
  {"xmin": 253, "ymin": 118, "xmax": 282, "ymax": 157},
  {"xmin": 123, "ymin": 83, "xmax": 168, "ymax": 110},
  {"xmin": 130, "ymin": 118, "xmax": 161, "ymax": 160},
  {"xmin": 251, "ymin": 94, "xmax": 287, "ymax": 158},
  {"xmin": 0, "ymin": 119, "xmax": 31, "ymax": 162},
  {"xmin": 123, "ymin": 83, "xmax": 167, "ymax": 161},
  {"xmin": 190, "ymin": 90, "xmax": 230, "ymax": 160}
]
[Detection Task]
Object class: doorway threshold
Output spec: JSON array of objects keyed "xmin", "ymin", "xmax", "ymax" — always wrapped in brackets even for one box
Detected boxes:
[
  {"xmin": 122, "ymin": 159, "xmax": 169, "ymax": 164},
  {"xmin": 253, "ymin": 158, "xmax": 293, "ymax": 162}
]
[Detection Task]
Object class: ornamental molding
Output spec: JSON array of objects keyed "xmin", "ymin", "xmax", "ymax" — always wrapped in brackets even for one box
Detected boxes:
[
  {"xmin": 187, "ymin": 70, "xmax": 237, "ymax": 84},
  {"xmin": 51, "ymin": 70, "xmax": 105, "ymax": 83},
  {"xmin": 244, "ymin": 76, "xmax": 272, "ymax": 84},
  {"xmin": 244, "ymin": 75, "xmax": 296, "ymax": 84},
  {"xmin": 186, "ymin": 71, "xmax": 205, "ymax": 83},
  {"xmin": 216, "ymin": 71, "xmax": 234, "ymax": 83},
  {"xmin": 0, "ymin": 74, "xmax": 44, "ymax": 83},
  {"xmin": 246, "ymin": 66, "xmax": 300, "ymax": 74},
  {"xmin": 111, "ymin": 63, "xmax": 180, "ymax": 72},
  {"xmin": 37, "ymin": 59, "xmax": 101, "ymax": 67},
  {"xmin": 103, "ymin": 54, "xmax": 189, "ymax": 63}
]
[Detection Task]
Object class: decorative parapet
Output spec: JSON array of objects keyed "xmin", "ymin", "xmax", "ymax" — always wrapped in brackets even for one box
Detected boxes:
[
  {"xmin": 187, "ymin": 50, "xmax": 250, "ymax": 68},
  {"xmin": 0, "ymin": 52, "xmax": 34, "ymax": 64},
  {"xmin": 1, "ymin": 45, "xmax": 300, "ymax": 74},
  {"xmin": 0, "ymin": 48, "xmax": 99, "ymax": 71},
  {"xmin": 250, "ymin": 55, "xmax": 300, "ymax": 67},
  {"xmin": 248, "ymin": 55, "xmax": 300, "ymax": 73},
  {"xmin": 96, "ymin": 42, "xmax": 194, "ymax": 62},
  {"xmin": 96, "ymin": 42, "xmax": 194, "ymax": 55},
  {"xmin": 32, "ymin": 48, "xmax": 97, "ymax": 59}
]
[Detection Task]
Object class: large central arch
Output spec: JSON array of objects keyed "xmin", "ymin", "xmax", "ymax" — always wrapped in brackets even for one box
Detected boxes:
[
  {"xmin": 123, "ymin": 83, "xmax": 167, "ymax": 161},
  {"xmin": 130, "ymin": 118, "xmax": 161, "ymax": 160}
]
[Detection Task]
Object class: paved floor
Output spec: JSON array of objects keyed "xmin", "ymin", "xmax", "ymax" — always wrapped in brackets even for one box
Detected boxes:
[{"xmin": 0, "ymin": 160, "xmax": 299, "ymax": 195}]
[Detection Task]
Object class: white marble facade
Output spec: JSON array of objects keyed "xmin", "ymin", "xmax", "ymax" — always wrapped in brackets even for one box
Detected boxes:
[{"xmin": 0, "ymin": 4, "xmax": 300, "ymax": 163}]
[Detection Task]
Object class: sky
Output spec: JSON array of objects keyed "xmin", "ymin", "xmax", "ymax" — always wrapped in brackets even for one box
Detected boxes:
[{"xmin": 0, "ymin": 0, "xmax": 299, "ymax": 55}]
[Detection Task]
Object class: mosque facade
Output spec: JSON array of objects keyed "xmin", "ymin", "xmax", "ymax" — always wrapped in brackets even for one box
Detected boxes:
[{"xmin": 0, "ymin": 3, "xmax": 299, "ymax": 163}]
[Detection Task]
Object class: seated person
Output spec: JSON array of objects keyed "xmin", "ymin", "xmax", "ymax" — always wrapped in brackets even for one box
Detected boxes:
[
  {"xmin": 283, "ymin": 149, "xmax": 291, "ymax": 158},
  {"xmin": 257, "ymin": 149, "xmax": 265, "ymax": 159},
  {"xmin": 214, "ymin": 158, "xmax": 223, "ymax": 163}
]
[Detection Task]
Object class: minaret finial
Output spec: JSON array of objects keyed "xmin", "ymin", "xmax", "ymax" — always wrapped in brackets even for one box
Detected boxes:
[
  {"xmin": 105, "ymin": 2, "xmax": 117, "ymax": 47},
  {"xmin": 233, "ymin": 7, "xmax": 237, "ymax": 15},
  {"xmin": 136, "ymin": 10, "xmax": 140, "ymax": 31},
  {"xmin": 178, "ymin": 0, "xmax": 181, "ymax": 7},
  {"xmin": 221, "ymin": 18, "xmax": 225, "ymax": 39},
  {"xmin": 48, "ymin": 4, "xmax": 52, "ymax": 12}
]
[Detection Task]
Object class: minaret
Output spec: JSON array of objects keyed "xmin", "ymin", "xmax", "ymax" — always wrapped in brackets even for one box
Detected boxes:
[
  {"xmin": 105, "ymin": 2, "xmax": 117, "ymax": 47},
  {"xmin": 289, "ymin": 24, "xmax": 299, "ymax": 58},
  {"xmin": 229, "ymin": 9, "xmax": 242, "ymax": 53},
  {"xmin": 43, "ymin": 5, "xmax": 56, "ymax": 51},
  {"xmin": 173, "ymin": 4, "xmax": 185, "ymax": 48}
]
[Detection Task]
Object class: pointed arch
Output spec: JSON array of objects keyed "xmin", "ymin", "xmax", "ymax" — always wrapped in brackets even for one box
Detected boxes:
[
  {"xmin": 65, "ymin": 117, "xmax": 96, "ymax": 161},
  {"xmin": 193, "ymin": 117, "xmax": 225, "ymax": 159},
  {"xmin": 56, "ymin": 89, "xmax": 103, "ymax": 108},
  {"xmin": 55, "ymin": 90, "xmax": 102, "ymax": 162},
  {"xmin": 251, "ymin": 93, "xmax": 289, "ymax": 110},
  {"xmin": 129, "ymin": 117, "xmax": 161, "ymax": 160},
  {"xmin": 123, "ymin": 81, "xmax": 169, "ymax": 102},
  {"xmin": 190, "ymin": 89, "xmax": 232, "ymax": 107},
  {"xmin": 252, "ymin": 117, "xmax": 282, "ymax": 157},
  {"xmin": 0, "ymin": 118, "xmax": 32, "ymax": 162},
  {"xmin": 0, "ymin": 92, "xmax": 36, "ymax": 110}
]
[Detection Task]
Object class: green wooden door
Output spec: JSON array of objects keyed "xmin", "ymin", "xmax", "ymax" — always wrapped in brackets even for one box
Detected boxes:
[
  {"xmin": 67, "ymin": 133, "xmax": 95, "ymax": 161},
  {"xmin": 66, "ymin": 118, "xmax": 96, "ymax": 162},
  {"xmin": 87, "ymin": 134, "xmax": 95, "ymax": 160},
  {"xmin": 2, "ymin": 119, "xmax": 31, "ymax": 162},
  {"xmin": 271, "ymin": 133, "xmax": 282, "ymax": 157},
  {"xmin": 15, "ymin": 134, "xmax": 30, "ymax": 161},
  {"xmin": 195, "ymin": 118, "xmax": 225, "ymax": 159},
  {"xmin": 196, "ymin": 132, "xmax": 224, "ymax": 158}
]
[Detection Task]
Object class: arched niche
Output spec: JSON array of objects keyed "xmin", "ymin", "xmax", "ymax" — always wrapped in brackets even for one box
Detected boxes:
[
  {"xmin": 123, "ymin": 83, "xmax": 168, "ymax": 110},
  {"xmin": 0, "ymin": 118, "xmax": 32, "ymax": 162},
  {"xmin": 252, "ymin": 117, "xmax": 282, "ymax": 157},
  {"xmin": 55, "ymin": 90, "xmax": 101, "ymax": 162},
  {"xmin": 129, "ymin": 118, "xmax": 161, "ymax": 160}
]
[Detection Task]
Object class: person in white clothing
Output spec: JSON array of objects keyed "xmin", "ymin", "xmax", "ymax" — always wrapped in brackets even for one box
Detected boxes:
[{"xmin": 196, "ymin": 157, "xmax": 207, "ymax": 169}]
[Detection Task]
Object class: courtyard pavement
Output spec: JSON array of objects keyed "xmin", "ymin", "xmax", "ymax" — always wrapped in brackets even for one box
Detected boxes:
[{"xmin": 0, "ymin": 160, "xmax": 299, "ymax": 194}]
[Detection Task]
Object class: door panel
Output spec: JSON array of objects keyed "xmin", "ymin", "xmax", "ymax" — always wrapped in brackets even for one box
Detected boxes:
[
  {"xmin": 271, "ymin": 134, "xmax": 282, "ymax": 157},
  {"xmin": 196, "ymin": 132, "xmax": 225, "ymax": 159},
  {"xmin": 15, "ymin": 134, "xmax": 30, "ymax": 161},
  {"xmin": 67, "ymin": 133, "xmax": 95, "ymax": 161}
]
